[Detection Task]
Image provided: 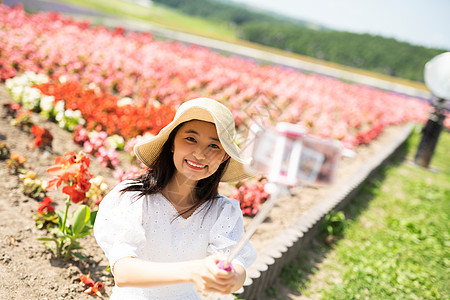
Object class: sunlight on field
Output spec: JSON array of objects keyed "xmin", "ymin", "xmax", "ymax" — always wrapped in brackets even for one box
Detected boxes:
[{"xmin": 57, "ymin": 0, "xmax": 237, "ymax": 38}]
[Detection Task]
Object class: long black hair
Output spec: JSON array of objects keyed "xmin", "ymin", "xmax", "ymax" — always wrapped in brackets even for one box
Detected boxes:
[{"xmin": 120, "ymin": 121, "xmax": 230, "ymax": 218}]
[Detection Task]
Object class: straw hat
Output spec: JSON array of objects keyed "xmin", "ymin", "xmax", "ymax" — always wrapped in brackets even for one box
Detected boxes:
[{"xmin": 134, "ymin": 98, "xmax": 252, "ymax": 182}]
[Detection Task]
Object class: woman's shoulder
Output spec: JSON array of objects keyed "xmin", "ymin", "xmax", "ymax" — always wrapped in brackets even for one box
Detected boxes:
[
  {"xmin": 100, "ymin": 180, "xmax": 144, "ymax": 207},
  {"xmin": 116, "ymin": 179, "xmax": 142, "ymax": 188},
  {"xmin": 109, "ymin": 179, "xmax": 144, "ymax": 195},
  {"xmin": 213, "ymin": 194, "xmax": 241, "ymax": 213},
  {"xmin": 216, "ymin": 194, "xmax": 238, "ymax": 204}
]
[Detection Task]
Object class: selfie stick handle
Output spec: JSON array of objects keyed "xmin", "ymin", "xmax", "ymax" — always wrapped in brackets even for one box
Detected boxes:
[{"xmin": 218, "ymin": 183, "xmax": 285, "ymax": 270}]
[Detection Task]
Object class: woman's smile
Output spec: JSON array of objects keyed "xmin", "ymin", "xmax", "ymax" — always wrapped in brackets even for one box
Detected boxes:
[{"xmin": 185, "ymin": 159, "xmax": 207, "ymax": 170}]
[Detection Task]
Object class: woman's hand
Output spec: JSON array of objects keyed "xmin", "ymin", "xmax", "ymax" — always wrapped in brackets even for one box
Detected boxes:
[{"xmin": 190, "ymin": 254, "xmax": 239, "ymax": 294}]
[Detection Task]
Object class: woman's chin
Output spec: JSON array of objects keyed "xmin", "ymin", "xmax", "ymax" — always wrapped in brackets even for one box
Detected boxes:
[{"xmin": 177, "ymin": 169, "xmax": 208, "ymax": 183}]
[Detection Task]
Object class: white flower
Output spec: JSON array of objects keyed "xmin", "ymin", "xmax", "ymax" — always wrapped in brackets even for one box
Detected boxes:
[
  {"xmin": 72, "ymin": 110, "xmax": 83, "ymax": 119},
  {"xmin": 23, "ymin": 71, "xmax": 48, "ymax": 85},
  {"xmin": 15, "ymin": 74, "xmax": 30, "ymax": 87},
  {"xmin": 55, "ymin": 111, "xmax": 64, "ymax": 122},
  {"xmin": 58, "ymin": 119, "xmax": 66, "ymax": 129},
  {"xmin": 88, "ymin": 130, "xmax": 99, "ymax": 140},
  {"xmin": 10, "ymin": 86, "xmax": 24, "ymax": 102},
  {"xmin": 6, "ymin": 73, "xmax": 48, "ymax": 102},
  {"xmin": 30, "ymin": 73, "xmax": 49, "ymax": 85},
  {"xmin": 117, "ymin": 97, "xmax": 133, "ymax": 107},
  {"xmin": 40, "ymin": 95, "xmax": 55, "ymax": 112},
  {"xmin": 64, "ymin": 109, "xmax": 75, "ymax": 118},
  {"xmin": 5, "ymin": 78, "xmax": 14, "ymax": 90},
  {"xmin": 22, "ymin": 87, "xmax": 41, "ymax": 110},
  {"xmin": 100, "ymin": 182, "xmax": 108, "ymax": 191},
  {"xmin": 54, "ymin": 100, "xmax": 65, "ymax": 113},
  {"xmin": 107, "ymin": 135, "xmax": 125, "ymax": 149},
  {"xmin": 90, "ymin": 175, "xmax": 105, "ymax": 186}
]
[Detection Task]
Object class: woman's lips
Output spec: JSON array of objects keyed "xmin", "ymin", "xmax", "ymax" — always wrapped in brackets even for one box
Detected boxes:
[{"xmin": 185, "ymin": 159, "xmax": 207, "ymax": 170}]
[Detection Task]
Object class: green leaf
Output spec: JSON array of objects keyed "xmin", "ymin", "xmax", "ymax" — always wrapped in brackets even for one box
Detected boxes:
[
  {"xmin": 77, "ymin": 231, "xmax": 92, "ymax": 239},
  {"xmin": 73, "ymin": 252, "xmax": 86, "ymax": 260},
  {"xmin": 65, "ymin": 227, "xmax": 73, "ymax": 236},
  {"xmin": 72, "ymin": 205, "xmax": 90, "ymax": 236},
  {"xmin": 56, "ymin": 210, "xmax": 65, "ymax": 228},
  {"xmin": 85, "ymin": 210, "xmax": 98, "ymax": 229},
  {"xmin": 36, "ymin": 237, "xmax": 57, "ymax": 242},
  {"xmin": 65, "ymin": 240, "xmax": 82, "ymax": 250}
]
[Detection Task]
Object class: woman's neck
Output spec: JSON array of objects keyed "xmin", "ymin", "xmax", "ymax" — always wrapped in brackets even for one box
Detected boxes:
[{"xmin": 162, "ymin": 173, "xmax": 197, "ymax": 207}]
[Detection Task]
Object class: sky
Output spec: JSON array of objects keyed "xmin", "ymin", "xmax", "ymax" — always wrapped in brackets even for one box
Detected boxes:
[{"xmin": 232, "ymin": 0, "xmax": 450, "ymax": 50}]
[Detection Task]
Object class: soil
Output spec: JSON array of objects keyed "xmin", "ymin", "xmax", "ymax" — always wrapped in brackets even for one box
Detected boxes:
[{"xmin": 0, "ymin": 83, "xmax": 410, "ymax": 300}]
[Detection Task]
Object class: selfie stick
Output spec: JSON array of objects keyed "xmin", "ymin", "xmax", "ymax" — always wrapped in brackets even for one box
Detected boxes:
[
  {"xmin": 217, "ymin": 122, "xmax": 342, "ymax": 271},
  {"xmin": 217, "ymin": 183, "xmax": 285, "ymax": 271}
]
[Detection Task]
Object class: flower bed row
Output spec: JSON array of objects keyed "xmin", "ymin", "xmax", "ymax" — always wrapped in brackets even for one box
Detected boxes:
[{"xmin": 1, "ymin": 4, "xmax": 441, "ymax": 150}]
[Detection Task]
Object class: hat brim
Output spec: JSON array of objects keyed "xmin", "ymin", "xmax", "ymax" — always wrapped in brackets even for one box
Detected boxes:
[{"xmin": 134, "ymin": 104, "xmax": 252, "ymax": 182}]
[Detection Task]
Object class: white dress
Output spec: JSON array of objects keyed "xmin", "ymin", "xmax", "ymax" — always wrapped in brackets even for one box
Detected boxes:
[{"xmin": 94, "ymin": 180, "xmax": 257, "ymax": 300}]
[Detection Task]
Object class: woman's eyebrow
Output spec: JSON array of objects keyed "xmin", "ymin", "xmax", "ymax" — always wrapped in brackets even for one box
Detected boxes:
[
  {"xmin": 185, "ymin": 129, "xmax": 199, "ymax": 136},
  {"xmin": 185, "ymin": 129, "xmax": 220, "ymax": 142}
]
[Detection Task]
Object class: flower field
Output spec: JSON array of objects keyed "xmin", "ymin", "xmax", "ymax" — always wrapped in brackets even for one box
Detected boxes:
[
  {"xmin": 1, "ymin": 5, "xmax": 438, "ymax": 146},
  {"xmin": 1, "ymin": 3, "xmax": 448, "ymax": 299},
  {"xmin": 2, "ymin": 3, "xmax": 448, "ymax": 214}
]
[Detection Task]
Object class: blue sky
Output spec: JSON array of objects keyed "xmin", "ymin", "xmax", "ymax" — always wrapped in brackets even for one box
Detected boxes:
[{"xmin": 232, "ymin": 0, "xmax": 450, "ymax": 50}]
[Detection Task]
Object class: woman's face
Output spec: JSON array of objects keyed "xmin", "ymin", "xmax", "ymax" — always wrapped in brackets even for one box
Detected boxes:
[{"xmin": 172, "ymin": 120, "xmax": 229, "ymax": 183}]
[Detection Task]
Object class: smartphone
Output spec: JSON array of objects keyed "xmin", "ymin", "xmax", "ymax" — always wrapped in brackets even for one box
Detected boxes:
[{"xmin": 245, "ymin": 122, "xmax": 341, "ymax": 186}]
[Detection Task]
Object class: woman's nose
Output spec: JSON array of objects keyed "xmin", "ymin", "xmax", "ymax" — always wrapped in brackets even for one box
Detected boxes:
[{"xmin": 193, "ymin": 147, "xmax": 207, "ymax": 160}]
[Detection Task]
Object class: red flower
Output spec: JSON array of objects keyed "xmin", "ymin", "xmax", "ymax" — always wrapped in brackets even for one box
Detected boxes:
[
  {"xmin": 84, "ymin": 281, "xmax": 104, "ymax": 297},
  {"xmin": 46, "ymin": 159, "xmax": 81, "ymax": 191},
  {"xmin": 46, "ymin": 152, "xmax": 93, "ymax": 203},
  {"xmin": 38, "ymin": 196, "xmax": 55, "ymax": 214},
  {"xmin": 80, "ymin": 273, "xmax": 103, "ymax": 297},
  {"xmin": 34, "ymin": 81, "xmax": 175, "ymax": 139},
  {"xmin": 31, "ymin": 125, "xmax": 53, "ymax": 148},
  {"xmin": 62, "ymin": 185, "xmax": 86, "ymax": 204},
  {"xmin": 71, "ymin": 151, "xmax": 91, "ymax": 168},
  {"xmin": 79, "ymin": 273, "xmax": 95, "ymax": 287}
]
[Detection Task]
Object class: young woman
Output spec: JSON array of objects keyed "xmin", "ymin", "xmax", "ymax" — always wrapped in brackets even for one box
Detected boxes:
[{"xmin": 94, "ymin": 98, "xmax": 256, "ymax": 299}]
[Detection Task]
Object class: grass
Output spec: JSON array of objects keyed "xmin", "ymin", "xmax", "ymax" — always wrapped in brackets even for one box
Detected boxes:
[{"xmin": 275, "ymin": 127, "xmax": 450, "ymax": 299}]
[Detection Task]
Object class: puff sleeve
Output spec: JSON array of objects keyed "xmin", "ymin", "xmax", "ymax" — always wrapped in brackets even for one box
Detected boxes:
[
  {"xmin": 94, "ymin": 181, "xmax": 147, "ymax": 274},
  {"xmin": 207, "ymin": 197, "xmax": 257, "ymax": 269}
]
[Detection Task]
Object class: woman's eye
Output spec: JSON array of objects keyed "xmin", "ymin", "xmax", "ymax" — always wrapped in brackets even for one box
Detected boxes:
[
  {"xmin": 210, "ymin": 144, "xmax": 221, "ymax": 150},
  {"xmin": 185, "ymin": 137, "xmax": 196, "ymax": 142}
]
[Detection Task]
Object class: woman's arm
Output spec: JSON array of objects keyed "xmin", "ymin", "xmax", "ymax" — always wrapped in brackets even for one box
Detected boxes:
[{"xmin": 113, "ymin": 254, "xmax": 243, "ymax": 294}]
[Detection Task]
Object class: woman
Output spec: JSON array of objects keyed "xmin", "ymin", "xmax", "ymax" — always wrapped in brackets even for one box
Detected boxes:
[{"xmin": 94, "ymin": 98, "xmax": 256, "ymax": 299}]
